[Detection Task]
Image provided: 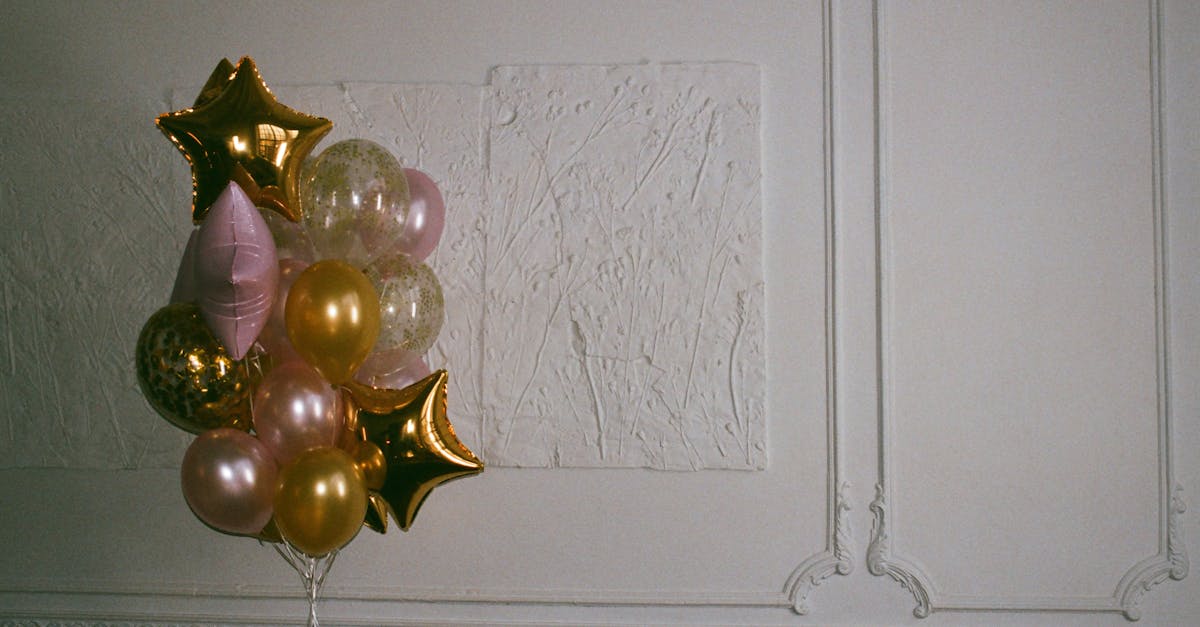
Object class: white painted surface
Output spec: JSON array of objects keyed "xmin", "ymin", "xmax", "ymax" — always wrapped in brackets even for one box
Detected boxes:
[{"xmin": 0, "ymin": 0, "xmax": 1197, "ymax": 624}]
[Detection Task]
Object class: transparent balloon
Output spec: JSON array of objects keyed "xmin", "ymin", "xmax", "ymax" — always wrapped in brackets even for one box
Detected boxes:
[
  {"xmin": 301, "ymin": 139, "xmax": 409, "ymax": 265},
  {"xmin": 364, "ymin": 254, "xmax": 444, "ymax": 357}
]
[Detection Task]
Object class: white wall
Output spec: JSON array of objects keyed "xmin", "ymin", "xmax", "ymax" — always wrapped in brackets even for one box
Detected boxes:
[{"xmin": 0, "ymin": 1, "xmax": 1197, "ymax": 624}]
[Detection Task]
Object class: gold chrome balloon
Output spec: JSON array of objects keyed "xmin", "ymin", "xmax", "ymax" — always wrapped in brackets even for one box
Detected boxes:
[
  {"xmin": 156, "ymin": 56, "xmax": 332, "ymax": 223},
  {"xmin": 274, "ymin": 447, "xmax": 368, "ymax": 557},
  {"xmin": 135, "ymin": 302, "xmax": 253, "ymax": 433},
  {"xmin": 285, "ymin": 259, "xmax": 381, "ymax": 385},
  {"xmin": 344, "ymin": 371, "xmax": 483, "ymax": 531}
]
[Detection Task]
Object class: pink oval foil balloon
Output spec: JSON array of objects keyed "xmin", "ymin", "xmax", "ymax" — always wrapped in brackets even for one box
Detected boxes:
[
  {"xmin": 256, "ymin": 258, "xmax": 309, "ymax": 363},
  {"xmin": 169, "ymin": 229, "xmax": 199, "ymax": 303},
  {"xmin": 361, "ymin": 168, "xmax": 445, "ymax": 262},
  {"xmin": 253, "ymin": 361, "xmax": 343, "ymax": 465},
  {"xmin": 181, "ymin": 428, "xmax": 277, "ymax": 535},
  {"xmin": 194, "ymin": 182, "xmax": 280, "ymax": 360}
]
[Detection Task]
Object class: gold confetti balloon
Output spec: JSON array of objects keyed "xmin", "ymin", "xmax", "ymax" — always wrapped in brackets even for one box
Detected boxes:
[
  {"xmin": 301, "ymin": 139, "xmax": 410, "ymax": 265},
  {"xmin": 364, "ymin": 254, "xmax": 444, "ymax": 357},
  {"xmin": 135, "ymin": 302, "xmax": 253, "ymax": 433}
]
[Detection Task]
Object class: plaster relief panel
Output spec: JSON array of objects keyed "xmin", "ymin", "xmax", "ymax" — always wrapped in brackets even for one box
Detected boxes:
[{"xmin": 478, "ymin": 64, "xmax": 764, "ymax": 469}]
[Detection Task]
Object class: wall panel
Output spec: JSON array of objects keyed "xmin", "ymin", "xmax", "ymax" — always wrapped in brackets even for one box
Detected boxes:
[{"xmin": 868, "ymin": 0, "xmax": 1185, "ymax": 619}]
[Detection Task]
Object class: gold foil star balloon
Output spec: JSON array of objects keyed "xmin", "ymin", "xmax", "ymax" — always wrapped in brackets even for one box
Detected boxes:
[
  {"xmin": 344, "ymin": 371, "xmax": 483, "ymax": 531},
  {"xmin": 193, "ymin": 58, "xmax": 236, "ymax": 108},
  {"xmin": 156, "ymin": 56, "xmax": 332, "ymax": 223}
]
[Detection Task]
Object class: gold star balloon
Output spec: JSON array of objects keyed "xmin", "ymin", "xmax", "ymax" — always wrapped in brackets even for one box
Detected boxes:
[
  {"xmin": 344, "ymin": 370, "xmax": 483, "ymax": 531},
  {"xmin": 193, "ymin": 58, "xmax": 236, "ymax": 108},
  {"xmin": 156, "ymin": 56, "xmax": 332, "ymax": 223}
]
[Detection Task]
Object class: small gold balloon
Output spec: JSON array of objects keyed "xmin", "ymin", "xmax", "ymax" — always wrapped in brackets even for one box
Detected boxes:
[
  {"xmin": 348, "ymin": 439, "xmax": 387, "ymax": 491},
  {"xmin": 285, "ymin": 259, "xmax": 381, "ymax": 384},
  {"xmin": 135, "ymin": 302, "xmax": 253, "ymax": 433},
  {"xmin": 274, "ymin": 447, "xmax": 368, "ymax": 557}
]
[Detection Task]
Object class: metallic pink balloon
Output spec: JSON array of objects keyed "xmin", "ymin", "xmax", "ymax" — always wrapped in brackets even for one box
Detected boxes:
[
  {"xmin": 194, "ymin": 182, "xmax": 280, "ymax": 360},
  {"xmin": 181, "ymin": 428, "xmax": 277, "ymax": 536},
  {"xmin": 255, "ymin": 257, "xmax": 309, "ymax": 363},
  {"xmin": 169, "ymin": 229, "xmax": 199, "ymax": 304},
  {"xmin": 253, "ymin": 361, "xmax": 343, "ymax": 465},
  {"xmin": 353, "ymin": 348, "xmax": 431, "ymax": 389},
  {"xmin": 361, "ymin": 168, "xmax": 445, "ymax": 262}
]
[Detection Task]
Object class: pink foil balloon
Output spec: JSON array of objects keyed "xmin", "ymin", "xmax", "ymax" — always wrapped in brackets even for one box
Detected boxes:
[
  {"xmin": 181, "ymin": 428, "xmax": 277, "ymax": 535},
  {"xmin": 169, "ymin": 229, "xmax": 199, "ymax": 303},
  {"xmin": 255, "ymin": 258, "xmax": 309, "ymax": 363},
  {"xmin": 354, "ymin": 348, "xmax": 431, "ymax": 390},
  {"xmin": 253, "ymin": 361, "xmax": 343, "ymax": 465},
  {"xmin": 361, "ymin": 168, "xmax": 445, "ymax": 262},
  {"xmin": 194, "ymin": 182, "xmax": 280, "ymax": 360}
]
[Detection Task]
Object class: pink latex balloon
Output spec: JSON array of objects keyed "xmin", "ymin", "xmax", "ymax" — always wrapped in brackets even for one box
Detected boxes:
[
  {"xmin": 253, "ymin": 361, "xmax": 343, "ymax": 465},
  {"xmin": 361, "ymin": 168, "xmax": 445, "ymax": 262},
  {"xmin": 354, "ymin": 348, "xmax": 431, "ymax": 390},
  {"xmin": 194, "ymin": 182, "xmax": 280, "ymax": 360},
  {"xmin": 169, "ymin": 229, "xmax": 199, "ymax": 303},
  {"xmin": 181, "ymin": 428, "xmax": 277, "ymax": 536},
  {"xmin": 255, "ymin": 258, "xmax": 309, "ymax": 363}
]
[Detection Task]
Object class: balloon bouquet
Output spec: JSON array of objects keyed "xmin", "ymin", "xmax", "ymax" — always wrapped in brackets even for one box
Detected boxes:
[{"xmin": 134, "ymin": 57, "xmax": 482, "ymax": 625}]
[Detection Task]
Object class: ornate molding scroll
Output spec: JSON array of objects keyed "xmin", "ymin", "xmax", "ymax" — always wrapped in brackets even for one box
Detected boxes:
[
  {"xmin": 866, "ymin": 483, "xmax": 931, "ymax": 618},
  {"xmin": 1118, "ymin": 486, "xmax": 1189, "ymax": 620},
  {"xmin": 786, "ymin": 482, "xmax": 855, "ymax": 614}
]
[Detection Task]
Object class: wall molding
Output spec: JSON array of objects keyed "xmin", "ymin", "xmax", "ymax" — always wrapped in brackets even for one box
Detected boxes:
[
  {"xmin": 783, "ymin": 0, "xmax": 854, "ymax": 613},
  {"xmin": 867, "ymin": 0, "xmax": 1188, "ymax": 620}
]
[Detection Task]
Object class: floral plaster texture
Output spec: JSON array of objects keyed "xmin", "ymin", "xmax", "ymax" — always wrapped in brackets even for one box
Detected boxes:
[{"xmin": 0, "ymin": 63, "xmax": 763, "ymax": 471}]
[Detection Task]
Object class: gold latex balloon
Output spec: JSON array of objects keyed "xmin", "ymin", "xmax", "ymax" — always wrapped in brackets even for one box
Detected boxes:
[
  {"xmin": 135, "ymin": 302, "xmax": 253, "ymax": 433},
  {"xmin": 156, "ymin": 56, "xmax": 332, "ymax": 223},
  {"xmin": 285, "ymin": 259, "xmax": 381, "ymax": 385},
  {"xmin": 274, "ymin": 447, "xmax": 368, "ymax": 557},
  {"xmin": 344, "ymin": 371, "xmax": 483, "ymax": 531}
]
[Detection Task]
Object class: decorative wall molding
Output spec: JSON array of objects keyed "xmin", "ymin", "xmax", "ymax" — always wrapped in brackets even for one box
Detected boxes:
[
  {"xmin": 866, "ymin": 483, "xmax": 930, "ymax": 618},
  {"xmin": 868, "ymin": 0, "xmax": 1188, "ymax": 620},
  {"xmin": 784, "ymin": 0, "xmax": 853, "ymax": 614}
]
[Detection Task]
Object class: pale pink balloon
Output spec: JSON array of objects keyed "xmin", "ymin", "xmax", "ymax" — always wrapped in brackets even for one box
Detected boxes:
[
  {"xmin": 255, "ymin": 258, "xmax": 309, "ymax": 363},
  {"xmin": 194, "ymin": 182, "xmax": 280, "ymax": 360},
  {"xmin": 361, "ymin": 168, "xmax": 445, "ymax": 262},
  {"xmin": 354, "ymin": 348, "xmax": 431, "ymax": 390},
  {"xmin": 169, "ymin": 229, "xmax": 199, "ymax": 304},
  {"xmin": 253, "ymin": 361, "xmax": 343, "ymax": 465},
  {"xmin": 181, "ymin": 428, "xmax": 277, "ymax": 536}
]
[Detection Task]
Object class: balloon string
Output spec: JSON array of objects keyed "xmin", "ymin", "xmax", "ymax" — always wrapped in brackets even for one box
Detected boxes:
[{"xmin": 272, "ymin": 540, "xmax": 339, "ymax": 627}]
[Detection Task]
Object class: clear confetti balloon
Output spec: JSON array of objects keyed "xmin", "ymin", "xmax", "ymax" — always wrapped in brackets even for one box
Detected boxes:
[
  {"xmin": 301, "ymin": 139, "xmax": 409, "ymax": 265},
  {"xmin": 364, "ymin": 254, "xmax": 444, "ymax": 357}
]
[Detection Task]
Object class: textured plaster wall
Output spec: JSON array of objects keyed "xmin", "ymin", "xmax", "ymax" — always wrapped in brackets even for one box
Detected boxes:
[{"xmin": 0, "ymin": 63, "xmax": 764, "ymax": 470}]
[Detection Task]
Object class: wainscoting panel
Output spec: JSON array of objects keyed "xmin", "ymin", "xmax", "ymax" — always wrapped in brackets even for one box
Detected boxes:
[{"xmin": 869, "ymin": 0, "xmax": 1186, "ymax": 619}]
